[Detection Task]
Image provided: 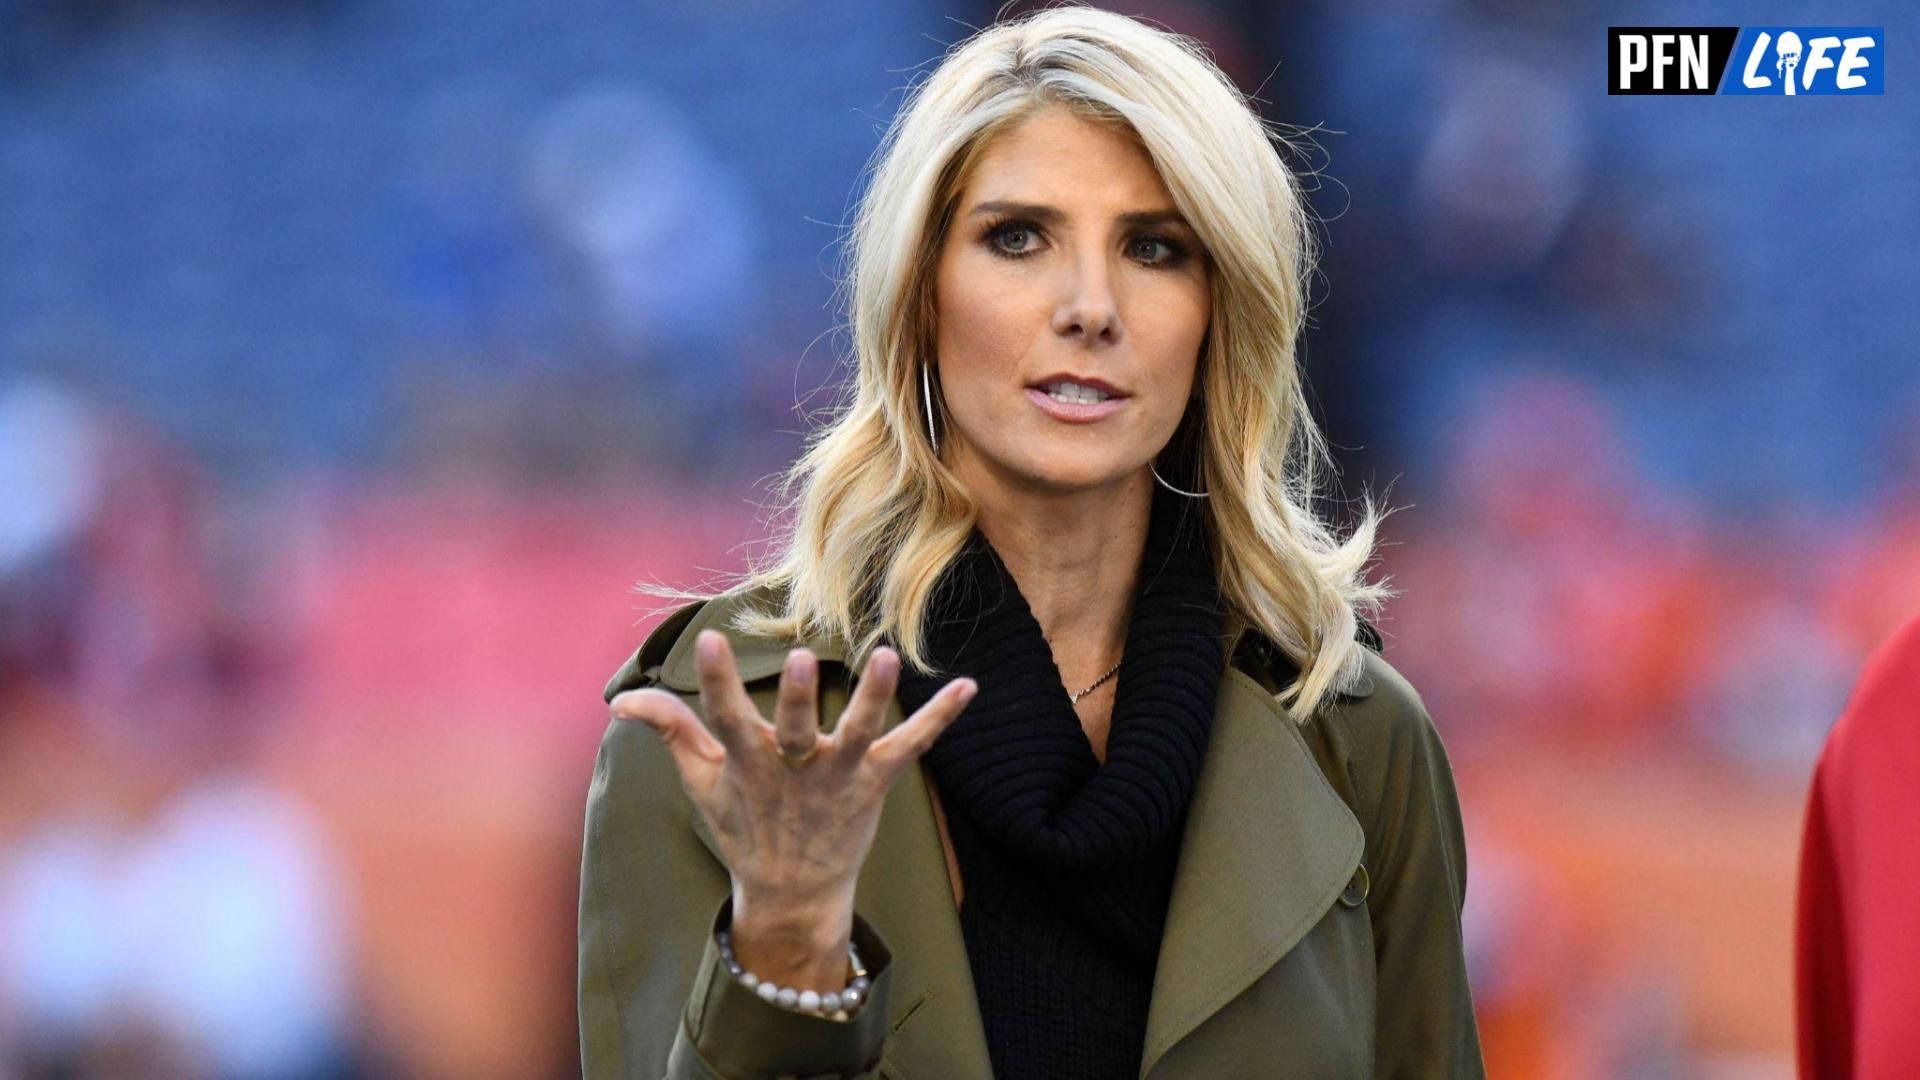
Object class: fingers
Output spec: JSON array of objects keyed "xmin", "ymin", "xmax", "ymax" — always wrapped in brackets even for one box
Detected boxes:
[
  {"xmin": 771, "ymin": 648, "xmax": 821, "ymax": 762},
  {"xmin": 610, "ymin": 686, "xmax": 726, "ymax": 789},
  {"xmin": 869, "ymin": 673, "xmax": 977, "ymax": 782},
  {"xmin": 830, "ymin": 645, "xmax": 901, "ymax": 757},
  {"xmin": 639, "ymin": 630, "xmax": 975, "ymax": 787},
  {"xmin": 692, "ymin": 629, "xmax": 770, "ymax": 760}
]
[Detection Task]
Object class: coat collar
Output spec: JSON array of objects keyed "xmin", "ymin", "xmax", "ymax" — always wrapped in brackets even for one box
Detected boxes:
[{"xmin": 651, "ymin": 583, "xmax": 1370, "ymax": 1078}]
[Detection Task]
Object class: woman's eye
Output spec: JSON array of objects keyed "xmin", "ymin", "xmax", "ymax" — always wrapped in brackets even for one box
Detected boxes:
[
  {"xmin": 989, "ymin": 223, "xmax": 1038, "ymax": 256},
  {"xmin": 1132, "ymin": 235, "xmax": 1184, "ymax": 264}
]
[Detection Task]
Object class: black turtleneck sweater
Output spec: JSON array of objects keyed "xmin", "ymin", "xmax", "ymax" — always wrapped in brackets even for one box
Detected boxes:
[{"xmin": 892, "ymin": 486, "xmax": 1227, "ymax": 1080}]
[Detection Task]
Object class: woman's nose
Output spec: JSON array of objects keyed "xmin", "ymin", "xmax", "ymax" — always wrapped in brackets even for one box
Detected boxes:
[{"xmin": 1053, "ymin": 263, "xmax": 1121, "ymax": 343}]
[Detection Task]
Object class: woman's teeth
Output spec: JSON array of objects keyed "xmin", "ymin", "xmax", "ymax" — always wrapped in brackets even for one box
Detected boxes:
[{"xmin": 1043, "ymin": 382, "xmax": 1112, "ymax": 403}]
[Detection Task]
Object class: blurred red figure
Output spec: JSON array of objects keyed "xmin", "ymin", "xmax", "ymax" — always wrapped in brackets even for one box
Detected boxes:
[{"xmin": 1795, "ymin": 611, "xmax": 1920, "ymax": 1078}]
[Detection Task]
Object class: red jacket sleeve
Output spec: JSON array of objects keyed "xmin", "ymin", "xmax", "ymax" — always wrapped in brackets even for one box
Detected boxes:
[{"xmin": 1795, "ymin": 612, "xmax": 1920, "ymax": 1080}]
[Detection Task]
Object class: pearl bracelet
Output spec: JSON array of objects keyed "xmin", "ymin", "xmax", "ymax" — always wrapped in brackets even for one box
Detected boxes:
[{"xmin": 716, "ymin": 925, "xmax": 872, "ymax": 1022}]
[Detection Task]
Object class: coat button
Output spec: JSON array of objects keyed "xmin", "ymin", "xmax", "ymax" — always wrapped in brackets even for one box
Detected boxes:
[{"xmin": 1339, "ymin": 863, "xmax": 1370, "ymax": 907}]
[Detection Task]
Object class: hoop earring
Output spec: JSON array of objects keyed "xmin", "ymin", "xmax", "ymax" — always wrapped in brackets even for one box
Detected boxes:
[
  {"xmin": 1151, "ymin": 462, "xmax": 1209, "ymax": 498},
  {"xmin": 1152, "ymin": 395, "xmax": 1209, "ymax": 498},
  {"xmin": 921, "ymin": 362, "xmax": 939, "ymax": 454}
]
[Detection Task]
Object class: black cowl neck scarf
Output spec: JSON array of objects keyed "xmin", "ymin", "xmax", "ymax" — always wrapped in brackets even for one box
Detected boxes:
[{"xmin": 892, "ymin": 483, "xmax": 1228, "ymax": 1080}]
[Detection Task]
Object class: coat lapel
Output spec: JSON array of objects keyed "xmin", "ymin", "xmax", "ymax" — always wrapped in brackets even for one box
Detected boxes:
[
  {"xmin": 1137, "ymin": 664, "xmax": 1365, "ymax": 1078},
  {"xmin": 652, "ymin": 589, "xmax": 1369, "ymax": 1079}
]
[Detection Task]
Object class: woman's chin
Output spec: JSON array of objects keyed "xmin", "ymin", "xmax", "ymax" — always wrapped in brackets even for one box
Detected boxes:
[
  {"xmin": 1011, "ymin": 459, "xmax": 1142, "ymax": 494},
  {"xmin": 950, "ymin": 438, "xmax": 1146, "ymax": 495}
]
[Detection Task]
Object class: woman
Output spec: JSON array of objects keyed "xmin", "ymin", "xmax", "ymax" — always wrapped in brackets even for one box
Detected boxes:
[{"xmin": 580, "ymin": 7, "xmax": 1483, "ymax": 1078}]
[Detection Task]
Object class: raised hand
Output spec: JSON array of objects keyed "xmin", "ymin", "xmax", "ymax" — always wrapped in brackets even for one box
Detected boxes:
[{"xmin": 609, "ymin": 628, "xmax": 976, "ymax": 989}]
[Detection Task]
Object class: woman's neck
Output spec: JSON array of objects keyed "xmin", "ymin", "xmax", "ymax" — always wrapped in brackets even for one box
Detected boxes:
[{"xmin": 959, "ymin": 464, "xmax": 1153, "ymax": 693}]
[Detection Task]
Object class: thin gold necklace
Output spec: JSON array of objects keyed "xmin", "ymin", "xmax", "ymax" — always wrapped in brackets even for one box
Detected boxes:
[
  {"xmin": 1045, "ymin": 633, "xmax": 1124, "ymax": 704},
  {"xmin": 1070, "ymin": 660, "xmax": 1123, "ymax": 704}
]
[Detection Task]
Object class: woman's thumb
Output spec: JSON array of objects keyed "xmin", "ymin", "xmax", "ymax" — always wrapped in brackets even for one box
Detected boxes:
[{"xmin": 611, "ymin": 688, "xmax": 726, "ymax": 765}]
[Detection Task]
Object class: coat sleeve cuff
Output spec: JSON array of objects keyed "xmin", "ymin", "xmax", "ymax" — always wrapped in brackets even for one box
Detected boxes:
[{"xmin": 669, "ymin": 894, "xmax": 895, "ymax": 1079}]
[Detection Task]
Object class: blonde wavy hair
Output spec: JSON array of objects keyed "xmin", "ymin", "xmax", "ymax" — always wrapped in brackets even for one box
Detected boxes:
[{"xmin": 641, "ymin": 3, "xmax": 1396, "ymax": 722}]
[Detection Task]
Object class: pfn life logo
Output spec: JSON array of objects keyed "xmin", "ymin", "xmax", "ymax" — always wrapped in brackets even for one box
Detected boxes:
[{"xmin": 1609, "ymin": 27, "xmax": 1883, "ymax": 95}]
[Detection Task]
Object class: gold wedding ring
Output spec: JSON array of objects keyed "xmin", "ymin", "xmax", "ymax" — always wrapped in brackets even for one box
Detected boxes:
[{"xmin": 778, "ymin": 741, "xmax": 822, "ymax": 767}]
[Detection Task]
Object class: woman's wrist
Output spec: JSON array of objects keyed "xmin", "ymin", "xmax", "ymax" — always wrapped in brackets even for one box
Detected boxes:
[
  {"xmin": 718, "ymin": 910, "xmax": 872, "ymax": 1020},
  {"xmin": 728, "ymin": 890, "xmax": 856, "ymax": 985}
]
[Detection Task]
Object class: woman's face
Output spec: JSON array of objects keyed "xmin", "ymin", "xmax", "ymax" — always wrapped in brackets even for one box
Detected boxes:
[{"xmin": 930, "ymin": 105, "xmax": 1211, "ymax": 496}]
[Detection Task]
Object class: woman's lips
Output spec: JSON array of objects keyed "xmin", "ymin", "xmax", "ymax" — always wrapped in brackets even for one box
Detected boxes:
[{"xmin": 1026, "ymin": 387, "xmax": 1128, "ymax": 422}]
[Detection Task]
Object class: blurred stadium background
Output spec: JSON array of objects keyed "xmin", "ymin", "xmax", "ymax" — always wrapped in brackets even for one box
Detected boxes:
[{"xmin": 1, "ymin": 1, "xmax": 1914, "ymax": 1077}]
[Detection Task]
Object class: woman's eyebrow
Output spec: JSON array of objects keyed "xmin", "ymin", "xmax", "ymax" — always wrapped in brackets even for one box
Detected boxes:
[{"xmin": 967, "ymin": 200, "xmax": 1193, "ymax": 232}]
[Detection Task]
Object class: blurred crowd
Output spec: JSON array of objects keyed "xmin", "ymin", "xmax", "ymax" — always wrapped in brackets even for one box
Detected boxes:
[{"xmin": 2, "ymin": 1, "xmax": 1913, "ymax": 1077}]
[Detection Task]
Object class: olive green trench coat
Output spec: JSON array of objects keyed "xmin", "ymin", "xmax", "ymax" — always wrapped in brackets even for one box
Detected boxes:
[{"xmin": 579, "ymin": 583, "xmax": 1485, "ymax": 1079}]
